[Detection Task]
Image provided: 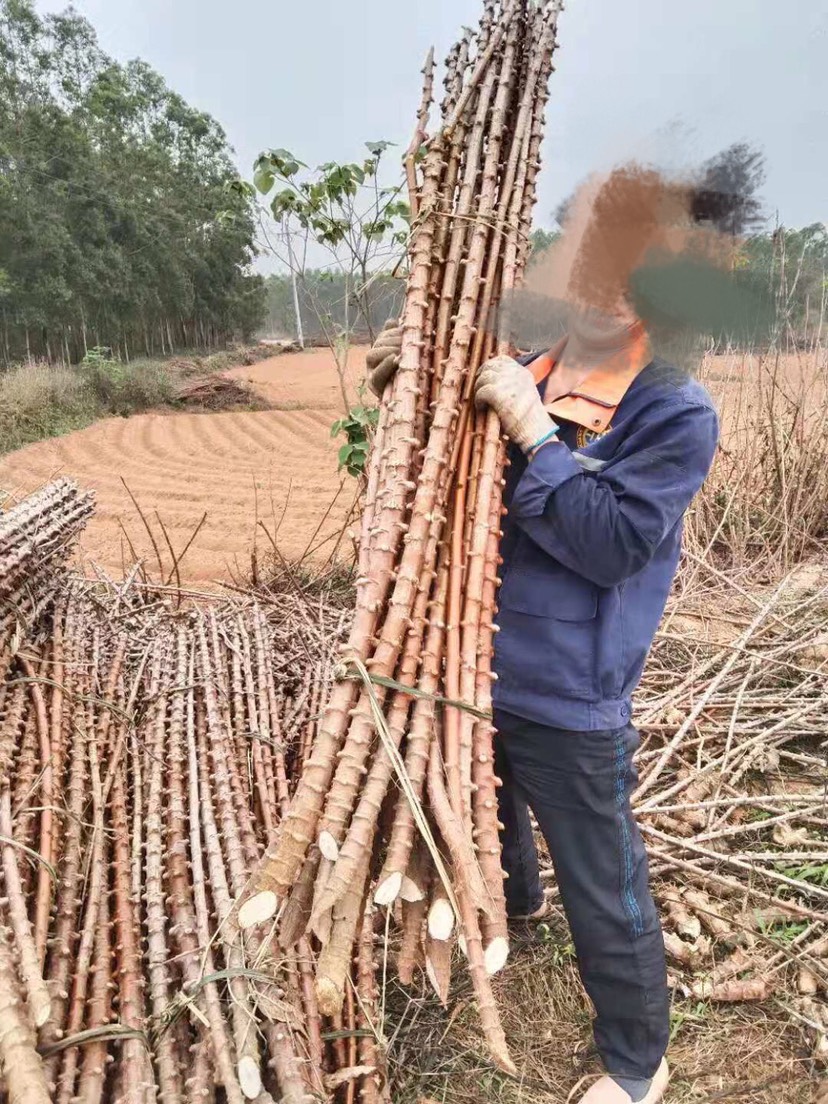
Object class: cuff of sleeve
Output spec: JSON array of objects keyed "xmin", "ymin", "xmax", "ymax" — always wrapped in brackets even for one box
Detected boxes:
[{"xmin": 510, "ymin": 442, "xmax": 582, "ymax": 519}]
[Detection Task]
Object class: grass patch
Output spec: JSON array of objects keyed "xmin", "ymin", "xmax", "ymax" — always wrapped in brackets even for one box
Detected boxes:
[
  {"xmin": 0, "ymin": 344, "xmax": 281, "ymax": 455},
  {"xmin": 385, "ymin": 932, "xmax": 819, "ymax": 1103},
  {"xmin": 0, "ymin": 361, "xmax": 103, "ymax": 450}
]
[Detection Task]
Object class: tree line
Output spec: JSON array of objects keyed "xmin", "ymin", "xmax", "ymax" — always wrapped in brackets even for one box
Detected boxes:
[
  {"xmin": 260, "ymin": 270, "xmax": 404, "ymax": 344},
  {"xmin": 739, "ymin": 224, "xmax": 828, "ymax": 346},
  {"xmin": 0, "ymin": 0, "xmax": 265, "ymax": 366}
]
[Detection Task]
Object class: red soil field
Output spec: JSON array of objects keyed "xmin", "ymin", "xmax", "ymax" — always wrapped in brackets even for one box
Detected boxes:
[{"xmin": 0, "ymin": 346, "xmax": 366, "ymax": 586}]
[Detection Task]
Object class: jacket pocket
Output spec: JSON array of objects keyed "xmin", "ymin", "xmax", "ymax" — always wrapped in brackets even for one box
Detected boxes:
[{"xmin": 495, "ymin": 567, "xmax": 598, "ymax": 699}]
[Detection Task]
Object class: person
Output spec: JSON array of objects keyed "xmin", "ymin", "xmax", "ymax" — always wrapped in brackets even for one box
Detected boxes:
[{"xmin": 365, "ymin": 167, "xmax": 721, "ymax": 1104}]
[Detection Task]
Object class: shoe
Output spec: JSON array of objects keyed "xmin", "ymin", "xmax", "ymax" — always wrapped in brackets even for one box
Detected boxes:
[
  {"xmin": 577, "ymin": 1059, "xmax": 669, "ymax": 1103},
  {"xmin": 507, "ymin": 898, "xmax": 550, "ymax": 922}
]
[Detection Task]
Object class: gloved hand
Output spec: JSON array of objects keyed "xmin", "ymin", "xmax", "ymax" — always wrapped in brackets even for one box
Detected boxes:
[
  {"xmin": 365, "ymin": 320, "xmax": 403, "ymax": 397},
  {"xmin": 475, "ymin": 355, "xmax": 558, "ymax": 454}
]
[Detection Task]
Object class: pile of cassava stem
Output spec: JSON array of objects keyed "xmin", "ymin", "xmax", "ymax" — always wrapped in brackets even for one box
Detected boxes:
[
  {"xmin": 630, "ymin": 561, "xmax": 828, "ymax": 1056},
  {"xmin": 0, "ymin": 479, "xmax": 384, "ymax": 1104},
  {"xmin": 230, "ymin": 0, "xmax": 564, "ymax": 1077}
]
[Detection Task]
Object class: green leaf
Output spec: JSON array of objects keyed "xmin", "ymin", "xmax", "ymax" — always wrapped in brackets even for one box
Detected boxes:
[
  {"xmin": 365, "ymin": 140, "xmax": 393, "ymax": 156},
  {"xmin": 267, "ymin": 148, "xmax": 305, "ymax": 176},
  {"xmin": 338, "ymin": 443, "xmax": 354, "ymax": 466},
  {"xmin": 321, "ymin": 223, "xmax": 347, "ymax": 246},
  {"xmin": 363, "ymin": 222, "xmax": 384, "ymax": 241},
  {"xmin": 227, "ymin": 179, "xmax": 256, "ymax": 199},
  {"xmin": 253, "ymin": 164, "xmax": 275, "ymax": 194},
  {"xmin": 270, "ymin": 190, "xmax": 298, "ymax": 219}
]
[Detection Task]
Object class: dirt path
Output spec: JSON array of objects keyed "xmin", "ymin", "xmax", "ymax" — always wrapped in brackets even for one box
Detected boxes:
[{"xmin": 0, "ymin": 346, "xmax": 366, "ymax": 585}]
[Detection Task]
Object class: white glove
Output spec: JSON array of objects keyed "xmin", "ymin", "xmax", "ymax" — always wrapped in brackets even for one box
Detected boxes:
[
  {"xmin": 365, "ymin": 320, "xmax": 402, "ymax": 397},
  {"xmin": 474, "ymin": 355, "xmax": 558, "ymax": 454}
]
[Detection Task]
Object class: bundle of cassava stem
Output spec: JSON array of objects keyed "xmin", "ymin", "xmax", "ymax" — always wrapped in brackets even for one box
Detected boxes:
[{"xmin": 233, "ymin": 0, "xmax": 564, "ymax": 1075}]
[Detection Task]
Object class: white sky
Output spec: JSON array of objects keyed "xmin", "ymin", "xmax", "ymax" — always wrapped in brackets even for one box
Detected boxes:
[{"xmin": 37, "ymin": 0, "xmax": 828, "ymax": 247}]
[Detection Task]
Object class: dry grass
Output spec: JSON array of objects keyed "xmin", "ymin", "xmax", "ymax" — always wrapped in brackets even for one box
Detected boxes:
[
  {"xmin": 385, "ymin": 936, "xmax": 585, "ymax": 1104},
  {"xmin": 385, "ymin": 932, "xmax": 823, "ymax": 1103},
  {"xmin": 690, "ymin": 347, "xmax": 828, "ymax": 575},
  {"xmin": 0, "ymin": 360, "xmax": 93, "ymax": 449}
]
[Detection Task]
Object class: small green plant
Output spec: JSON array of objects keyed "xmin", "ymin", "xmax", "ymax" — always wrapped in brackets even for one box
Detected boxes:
[
  {"xmin": 669, "ymin": 1001, "xmax": 709, "ymax": 1043},
  {"xmin": 541, "ymin": 934, "xmax": 576, "ymax": 967},
  {"xmin": 81, "ymin": 346, "xmax": 113, "ymax": 365},
  {"xmin": 330, "ymin": 399, "xmax": 379, "ymax": 478},
  {"xmin": 80, "ymin": 347, "xmax": 126, "ymax": 405},
  {"xmin": 780, "ymin": 863, "xmax": 828, "ymax": 889},
  {"xmin": 744, "ymin": 807, "xmax": 774, "ymax": 823},
  {"xmin": 754, "ymin": 910, "xmax": 809, "ymax": 945}
]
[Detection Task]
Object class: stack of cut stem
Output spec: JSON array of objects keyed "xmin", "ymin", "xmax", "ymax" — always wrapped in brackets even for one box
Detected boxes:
[
  {"xmin": 234, "ymin": 0, "xmax": 563, "ymax": 1073},
  {"xmin": 0, "ymin": 483, "xmax": 384, "ymax": 1104}
]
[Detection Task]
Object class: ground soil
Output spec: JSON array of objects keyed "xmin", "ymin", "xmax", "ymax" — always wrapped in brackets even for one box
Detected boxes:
[{"xmin": 0, "ymin": 346, "xmax": 364, "ymax": 586}]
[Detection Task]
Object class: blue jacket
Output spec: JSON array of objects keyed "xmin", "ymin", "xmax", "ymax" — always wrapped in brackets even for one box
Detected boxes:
[{"xmin": 492, "ymin": 353, "xmax": 719, "ymax": 731}]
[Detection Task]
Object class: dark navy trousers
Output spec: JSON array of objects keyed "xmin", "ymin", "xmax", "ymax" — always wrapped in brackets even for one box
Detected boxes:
[{"xmin": 494, "ymin": 709, "xmax": 670, "ymax": 1080}]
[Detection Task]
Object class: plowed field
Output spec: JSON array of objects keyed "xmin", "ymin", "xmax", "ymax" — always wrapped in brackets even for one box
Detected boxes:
[
  {"xmin": 0, "ymin": 346, "xmax": 366, "ymax": 585},
  {"xmin": 4, "ymin": 346, "xmax": 821, "ymax": 587}
]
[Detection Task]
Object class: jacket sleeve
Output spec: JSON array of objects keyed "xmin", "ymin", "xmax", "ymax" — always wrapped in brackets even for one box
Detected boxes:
[{"xmin": 508, "ymin": 399, "xmax": 720, "ymax": 587}]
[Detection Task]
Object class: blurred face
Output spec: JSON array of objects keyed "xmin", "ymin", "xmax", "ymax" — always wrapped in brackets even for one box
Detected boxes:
[
  {"xmin": 505, "ymin": 163, "xmax": 743, "ymax": 358},
  {"xmin": 533, "ymin": 166, "xmax": 708, "ymax": 298},
  {"xmin": 528, "ymin": 177, "xmax": 603, "ymax": 306}
]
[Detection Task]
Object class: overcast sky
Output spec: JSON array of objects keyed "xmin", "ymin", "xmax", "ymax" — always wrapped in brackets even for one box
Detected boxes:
[{"xmin": 37, "ymin": 0, "xmax": 828, "ymax": 246}]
